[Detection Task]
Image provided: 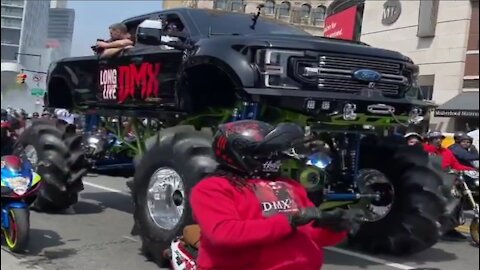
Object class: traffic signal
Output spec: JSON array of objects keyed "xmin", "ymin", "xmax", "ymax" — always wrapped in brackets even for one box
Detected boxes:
[{"xmin": 16, "ymin": 73, "xmax": 27, "ymax": 84}]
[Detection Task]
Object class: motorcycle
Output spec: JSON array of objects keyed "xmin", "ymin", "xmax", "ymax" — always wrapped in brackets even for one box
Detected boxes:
[
  {"xmin": 83, "ymin": 132, "xmax": 135, "ymax": 177},
  {"xmin": 450, "ymin": 170, "xmax": 479, "ymax": 246},
  {"xmin": 1, "ymin": 155, "xmax": 43, "ymax": 252}
]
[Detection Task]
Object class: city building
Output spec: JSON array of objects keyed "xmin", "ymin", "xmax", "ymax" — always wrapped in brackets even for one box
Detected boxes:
[
  {"xmin": 360, "ymin": 0, "xmax": 479, "ymax": 132},
  {"xmin": 1, "ymin": 0, "xmax": 50, "ymax": 110},
  {"xmin": 162, "ymin": 0, "xmax": 331, "ymax": 36},
  {"xmin": 47, "ymin": 7, "xmax": 75, "ymax": 62},
  {"xmin": 1, "ymin": 0, "xmax": 50, "ymax": 67},
  {"xmin": 50, "ymin": 0, "xmax": 67, "ymax": 9}
]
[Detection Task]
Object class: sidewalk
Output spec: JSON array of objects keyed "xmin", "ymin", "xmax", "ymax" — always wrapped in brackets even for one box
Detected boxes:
[{"xmin": 1, "ymin": 249, "xmax": 42, "ymax": 270}]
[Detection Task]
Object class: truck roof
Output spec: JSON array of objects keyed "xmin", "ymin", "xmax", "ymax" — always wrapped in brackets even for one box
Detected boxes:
[{"xmin": 121, "ymin": 8, "xmax": 369, "ymax": 46}]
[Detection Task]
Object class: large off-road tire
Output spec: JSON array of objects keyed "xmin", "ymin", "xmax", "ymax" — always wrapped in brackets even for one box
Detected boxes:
[
  {"xmin": 349, "ymin": 142, "xmax": 450, "ymax": 256},
  {"xmin": 14, "ymin": 119, "xmax": 87, "ymax": 212},
  {"xmin": 133, "ymin": 134, "xmax": 158, "ymax": 167},
  {"xmin": 130, "ymin": 126, "xmax": 217, "ymax": 266}
]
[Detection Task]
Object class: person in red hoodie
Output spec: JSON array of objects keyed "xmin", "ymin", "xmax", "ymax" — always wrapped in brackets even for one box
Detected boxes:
[
  {"xmin": 190, "ymin": 120, "xmax": 364, "ymax": 270},
  {"xmin": 423, "ymin": 130, "xmax": 473, "ymax": 171},
  {"xmin": 423, "ymin": 130, "xmax": 473, "ymax": 241}
]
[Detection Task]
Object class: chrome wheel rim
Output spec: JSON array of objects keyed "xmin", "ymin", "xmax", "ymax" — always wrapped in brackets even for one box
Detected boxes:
[
  {"xmin": 147, "ymin": 168, "xmax": 185, "ymax": 230},
  {"xmin": 355, "ymin": 169, "xmax": 394, "ymax": 222}
]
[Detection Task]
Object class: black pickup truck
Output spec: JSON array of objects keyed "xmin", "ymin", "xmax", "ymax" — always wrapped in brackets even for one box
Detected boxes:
[{"xmin": 18, "ymin": 7, "xmax": 456, "ymax": 266}]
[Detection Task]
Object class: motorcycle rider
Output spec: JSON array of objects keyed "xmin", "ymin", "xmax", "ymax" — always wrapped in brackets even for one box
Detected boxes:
[
  {"xmin": 404, "ymin": 132, "xmax": 423, "ymax": 146},
  {"xmin": 190, "ymin": 120, "xmax": 364, "ymax": 270},
  {"xmin": 423, "ymin": 131, "xmax": 473, "ymax": 171},
  {"xmin": 1, "ymin": 109, "xmax": 15, "ymax": 156},
  {"xmin": 1, "ymin": 108, "xmax": 8, "ymax": 122},
  {"xmin": 423, "ymin": 130, "xmax": 474, "ymax": 240},
  {"xmin": 449, "ymin": 132, "xmax": 479, "ymax": 168}
]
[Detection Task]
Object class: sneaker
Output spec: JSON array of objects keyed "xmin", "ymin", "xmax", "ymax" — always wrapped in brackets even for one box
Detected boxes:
[{"xmin": 442, "ymin": 229, "xmax": 467, "ymax": 241}]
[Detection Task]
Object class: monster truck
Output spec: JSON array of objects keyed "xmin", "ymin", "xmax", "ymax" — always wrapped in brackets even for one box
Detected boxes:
[{"xmin": 17, "ymin": 7, "xmax": 458, "ymax": 264}]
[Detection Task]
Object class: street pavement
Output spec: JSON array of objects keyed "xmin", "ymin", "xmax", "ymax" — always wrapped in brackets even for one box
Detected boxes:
[{"xmin": 1, "ymin": 175, "xmax": 479, "ymax": 270}]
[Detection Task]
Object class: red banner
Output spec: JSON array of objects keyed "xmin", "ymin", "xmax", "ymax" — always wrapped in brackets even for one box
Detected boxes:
[{"xmin": 324, "ymin": 6, "xmax": 358, "ymax": 41}]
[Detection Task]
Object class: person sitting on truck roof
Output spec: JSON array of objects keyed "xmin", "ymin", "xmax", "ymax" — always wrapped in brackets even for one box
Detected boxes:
[{"xmin": 95, "ymin": 23, "xmax": 134, "ymax": 58}]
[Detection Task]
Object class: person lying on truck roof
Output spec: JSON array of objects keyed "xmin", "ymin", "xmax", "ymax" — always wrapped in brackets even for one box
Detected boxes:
[{"xmin": 96, "ymin": 23, "xmax": 134, "ymax": 58}]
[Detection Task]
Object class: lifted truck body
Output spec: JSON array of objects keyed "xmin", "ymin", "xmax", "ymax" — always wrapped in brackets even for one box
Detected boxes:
[
  {"xmin": 45, "ymin": 8, "xmax": 433, "ymax": 123},
  {"xmin": 28, "ymin": 8, "xmax": 457, "ymax": 262}
]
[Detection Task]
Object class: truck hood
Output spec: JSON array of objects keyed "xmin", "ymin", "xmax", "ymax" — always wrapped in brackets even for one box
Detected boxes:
[{"xmin": 210, "ymin": 34, "xmax": 410, "ymax": 62}]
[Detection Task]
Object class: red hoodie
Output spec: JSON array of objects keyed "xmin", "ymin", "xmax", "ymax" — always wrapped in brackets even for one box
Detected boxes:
[
  {"xmin": 423, "ymin": 144, "xmax": 473, "ymax": 171},
  {"xmin": 190, "ymin": 176, "xmax": 347, "ymax": 270}
]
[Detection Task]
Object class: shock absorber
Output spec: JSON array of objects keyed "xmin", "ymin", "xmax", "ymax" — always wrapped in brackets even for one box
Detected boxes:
[{"xmin": 347, "ymin": 133, "xmax": 361, "ymax": 189}]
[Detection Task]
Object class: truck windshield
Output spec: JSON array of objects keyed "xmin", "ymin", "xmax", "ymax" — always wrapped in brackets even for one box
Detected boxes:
[{"xmin": 189, "ymin": 9, "xmax": 310, "ymax": 36}]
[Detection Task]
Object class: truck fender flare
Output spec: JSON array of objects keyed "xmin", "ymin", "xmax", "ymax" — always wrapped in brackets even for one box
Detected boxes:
[{"xmin": 183, "ymin": 54, "xmax": 255, "ymax": 88}]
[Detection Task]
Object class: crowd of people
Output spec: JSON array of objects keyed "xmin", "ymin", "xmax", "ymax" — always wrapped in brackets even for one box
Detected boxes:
[
  {"xmin": 405, "ymin": 130, "xmax": 479, "ymax": 240},
  {"xmin": 405, "ymin": 130, "xmax": 479, "ymax": 170},
  {"xmin": 0, "ymin": 107, "xmax": 74, "ymax": 155}
]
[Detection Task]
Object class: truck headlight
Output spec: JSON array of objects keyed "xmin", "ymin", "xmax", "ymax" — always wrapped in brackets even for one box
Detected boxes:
[{"xmin": 255, "ymin": 49, "xmax": 303, "ymax": 89}]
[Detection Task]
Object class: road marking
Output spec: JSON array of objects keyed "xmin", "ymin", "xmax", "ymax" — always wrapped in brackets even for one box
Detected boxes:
[
  {"xmin": 325, "ymin": 247, "xmax": 416, "ymax": 270},
  {"xmin": 122, "ymin": 235, "xmax": 139, "ymax": 242},
  {"xmin": 83, "ymin": 181, "xmax": 129, "ymax": 195}
]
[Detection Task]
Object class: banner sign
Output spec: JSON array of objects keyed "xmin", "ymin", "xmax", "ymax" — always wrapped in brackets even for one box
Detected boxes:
[
  {"xmin": 324, "ymin": 6, "xmax": 358, "ymax": 40},
  {"xmin": 434, "ymin": 110, "xmax": 479, "ymax": 118}
]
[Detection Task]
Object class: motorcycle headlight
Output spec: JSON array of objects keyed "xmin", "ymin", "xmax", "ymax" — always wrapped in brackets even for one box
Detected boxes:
[
  {"xmin": 255, "ymin": 49, "xmax": 303, "ymax": 89},
  {"xmin": 8, "ymin": 177, "xmax": 30, "ymax": 195},
  {"xmin": 306, "ymin": 152, "xmax": 332, "ymax": 169}
]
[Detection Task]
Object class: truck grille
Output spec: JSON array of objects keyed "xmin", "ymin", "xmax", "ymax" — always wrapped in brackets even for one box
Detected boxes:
[
  {"xmin": 319, "ymin": 55, "xmax": 402, "ymax": 75},
  {"xmin": 319, "ymin": 77, "xmax": 400, "ymax": 95},
  {"xmin": 294, "ymin": 53, "xmax": 408, "ymax": 97}
]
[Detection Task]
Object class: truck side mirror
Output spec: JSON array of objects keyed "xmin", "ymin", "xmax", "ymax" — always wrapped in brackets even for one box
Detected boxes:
[{"xmin": 136, "ymin": 19, "xmax": 164, "ymax": 46}]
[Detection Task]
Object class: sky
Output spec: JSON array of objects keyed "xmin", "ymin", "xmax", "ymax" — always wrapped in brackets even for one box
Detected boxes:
[{"xmin": 67, "ymin": 0, "xmax": 164, "ymax": 56}]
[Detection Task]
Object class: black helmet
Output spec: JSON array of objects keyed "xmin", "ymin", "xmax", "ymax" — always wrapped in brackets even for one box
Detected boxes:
[
  {"xmin": 426, "ymin": 130, "xmax": 445, "ymax": 140},
  {"xmin": 454, "ymin": 131, "xmax": 472, "ymax": 143},
  {"xmin": 213, "ymin": 120, "xmax": 304, "ymax": 178}
]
